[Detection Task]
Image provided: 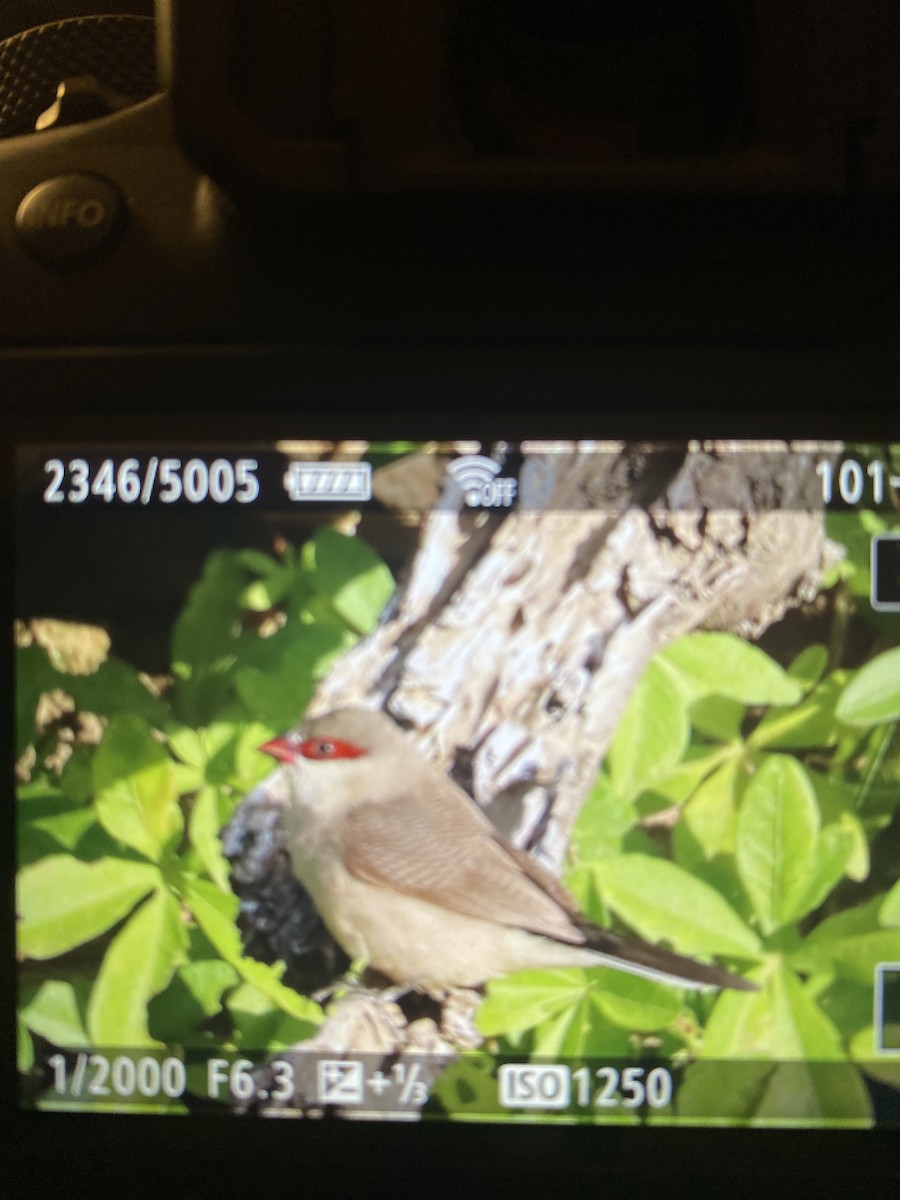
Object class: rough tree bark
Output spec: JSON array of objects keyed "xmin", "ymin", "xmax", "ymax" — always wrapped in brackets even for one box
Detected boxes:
[
  {"xmin": 314, "ymin": 440, "xmax": 836, "ymax": 867},
  {"xmin": 227, "ymin": 440, "xmax": 840, "ymax": 1110}
]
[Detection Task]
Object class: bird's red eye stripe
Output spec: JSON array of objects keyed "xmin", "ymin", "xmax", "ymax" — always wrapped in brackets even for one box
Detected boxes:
[
  {"xmin": 259, "ymin": 733, "xmax": 368, "ymax": 763},
  {"xmin": 299, "ymin": 737, "xmax": 367, "ymax": 760}
]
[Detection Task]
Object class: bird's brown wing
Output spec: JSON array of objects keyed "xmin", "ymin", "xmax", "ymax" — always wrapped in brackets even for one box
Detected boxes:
[
  {"xmin": 340, "ymin": 785, "xmax": 757, "ymax": 992},
  {"xmin": 340, "ymin": 788, "xmax": 588, "ymax": 945}
]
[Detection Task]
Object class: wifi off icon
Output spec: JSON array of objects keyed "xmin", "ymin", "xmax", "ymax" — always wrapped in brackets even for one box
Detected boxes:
[{"xmin": 447, "ymin": 455, "xmax": 518, "ymax": 509}]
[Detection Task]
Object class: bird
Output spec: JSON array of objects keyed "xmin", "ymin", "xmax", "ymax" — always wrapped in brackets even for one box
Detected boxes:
[{"xmin": 259, "ymin": 706, "xmax": 756, "ymax": 994}]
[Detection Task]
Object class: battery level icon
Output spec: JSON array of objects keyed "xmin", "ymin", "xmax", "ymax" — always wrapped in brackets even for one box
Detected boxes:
[
  {"xmin": 874, "ymin": 963, "xmax": 900, "ymax": 1054},
  {"xmin": 283, "ymin": 462, "xmax": 372, "ymax": 502}
]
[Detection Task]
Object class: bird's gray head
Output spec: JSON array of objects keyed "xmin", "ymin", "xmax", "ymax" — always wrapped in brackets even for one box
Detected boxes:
[{"xmin": 259, "ymin": 706, "xmax": 406, "ymax": 766}]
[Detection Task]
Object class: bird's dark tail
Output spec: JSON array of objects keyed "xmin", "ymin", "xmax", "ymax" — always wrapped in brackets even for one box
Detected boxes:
[{"xmin": 581, "ymin": 925, "xmax": 758, "ymax": 992}]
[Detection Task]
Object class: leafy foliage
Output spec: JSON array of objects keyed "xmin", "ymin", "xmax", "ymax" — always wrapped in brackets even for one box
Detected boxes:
[
  {"xmin": 16, "ymin": 506, "xmax": 900, "ymax": 1126},
  {"xmin": 478, "ymin": 509, "xmax": 900, "ymax": 1125},
  {"xmin": 16, "ymin": 529, "xmax": 391, "ymax": 1096}
]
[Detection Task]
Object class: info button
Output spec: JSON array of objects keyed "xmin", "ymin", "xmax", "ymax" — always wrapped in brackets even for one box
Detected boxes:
[{"xmin": 16, "ymin": 173, "xmax": 125, "ymax": 264}]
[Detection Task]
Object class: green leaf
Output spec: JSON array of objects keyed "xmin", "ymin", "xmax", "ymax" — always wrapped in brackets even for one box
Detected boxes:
[
  {"xmin": 169, "ymin": 717, "xmax": 273, "ymax": 792},
  {"xmin": 185, "ymin": 879, "xmax": 322, "ymax": 1027},
  {"xmin": 590, "ymin": 970, "xmax": 683, "ymax": 1032},
  {"xmin": 791, "ymin": 896, "xmax": 900, "ymax": 984},
  {"xmin": 479, "ymin": 970, "xmax": 635, "ymax": 1057},
  {"xmin": 647, "ymin": 748, "xmax": 728, "ymax": 807},
  {"xmin": 17, "ymin": 855, "xmax": 160, "ymax": 959},
  {"xmin": 17, "ymin": 778, "xmax": 69, "ymax": 807},
  {"xmin": 823, "ymin": 511, "xmax": 881, "ymax": 595},
  {"xmin": 18, "ymin": 1017, "xmax": 35, "ymax": 1073},
  {"xmin": 817, "ymin": 978, "xmax": 877, "ymax": 1037},
  {"xmin": 236, "ymin": 548, "xmax": 286, "ymax": 577},
  {"xmin": 589, "ymin": 854, "xmax": 761, "ymax": 958},
  {"xmin": 67, "ymin": 658, "xmax": 173, "ymax": 730},
  {"xmin": 93, "ymin": 716, "xmax": 182, "ymax": 862},
  {"xmin": 27, "ymin": 808, "xmax": 98, "ymax": 854},
  {"xmin": 87, "ymin": 888, "xmax": 188, "ymax": 1047},
  {"xmin": 234, "ymin": 624, "xmax": 348, "ymax": 730},
  {"xmin": 241, "ymin": 565, "xmax": 295, "ymax": 612},
  {"xmin": 149, "ymin": 958, "xmax": 238, "ymax": 1044},
  {"xmin": 810, "ymin": 775, "xmax": 877, "ymax": 883},
  {"xmin": 564, "ymin": 862, "xmax": 601, "ymax": 919},
  {"xmin": 836, "ymin": 647, "xmax": 900, "ymax": 726},
  {"xmin": 168, "ymin": 721, "xmax": 233, "ymax": 776},
  {"xmin": 607, "ymin": 660, "xmax": 688, "ymax": 802},
  {"xmin": 59, "ymin": 746, "xmax": 96, "ymax": 804},
  {"xmin": 478, "ymin": 969, "xmax": 592, "ymax": 1037},
  {"xmin": 787, "ymin": 644, "xmax": 828, "ymax": 690},
  {"xmin": 834, "ymin": 809, "xmax": 869, "ymax": 882},
  {"xmin": 701, "ymin": 957, "xmax": 845, "ymax": 1059},
  {"xmin": 532, "ymin": 997, "xmax": 632, "ymax": 1059},
  {"xmin": 676, "ymin": 1059, "xmax": 776, "ymax": 1122},
  {"xmin": 172, "ymin": 660, "xmax": 238, "ymax": 730},
  {"xmin": 227, "ymin": 981, "xmax": 321, "ymax": 1051},
  {"xmin": 693, "ymin": 960, "xmax": 872, "ymax": 1123},
  {"xmin": 233, "ymin": 720, "xmax": 281, "ymax": 787},
  {"xmin": 806, "ymin": 894, "xmax": 882, "ymax": 937},
  {"xmin": 15, "ymin": 644, "xmax": 59, "ymax": 756},
  {"xmin": 172, "ymin": 550, "xmax": 248, "ymax": 672},
  {"xmin": 882, "ymin": 880, "xmax": 900, "ymax": 927},
  {"xmin": 752, "ymin": 1059, "xmax": 870, "ymax": 1123},
  {"xmin": 735, "ymin": 755, "xmax": 819, "ymax": 934},
  {"xmin": 188, "ymin": 785, "xmax": 231, "ymax": 890},
  {"xmin": 15, "ymin": 640, "xmax": 168, "ymax": 745},
  {"xmin": 180, "ymin": 958, "xmax": 239, "ymax": 1015},
  {"xmin": 20, "ymin": 981, "xmax": 89, "ymax": 1049},
  {"xmin": 672, "ymin": 761, "xmax": 739, "ymax": 868},
  {"xmin": 19, "ymin": 800, "xmax": 125, "ymax": 869},
  {"xmin": 791, "ymin": 820, "xmax": 858, "ymax": 920},
  {"xmin": 569, "ymin": 774, "xmax": 636, "ymax": 863},
  {"xmin": 660, "ymin": 633, "xmax": 803, "ymax": 706},
  {"xmin": 307, "ymin": 528, "xmax": 394, "ymax": 635},
  {"xmin": 689, "ymin": 695, "xmax": 744, "ymax": 743},
  {"xmin": 750, "ymin": 673, "xmax": 849, "ymax": 751}
]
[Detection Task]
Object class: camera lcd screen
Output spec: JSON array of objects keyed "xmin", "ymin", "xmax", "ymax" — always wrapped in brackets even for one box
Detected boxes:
[{"xmin": 14, "ymin": 438, "xmax": 900, "ymax": 1127}]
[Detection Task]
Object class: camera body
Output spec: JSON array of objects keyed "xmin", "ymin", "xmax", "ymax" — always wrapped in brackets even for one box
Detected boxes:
[
  {"xmin": 4, "ymin": 5, "xmax": 900, "ymax": 1199},
  {"xmin": 1, "ymin": 0, "xmax": 899, "ymax": 350}
]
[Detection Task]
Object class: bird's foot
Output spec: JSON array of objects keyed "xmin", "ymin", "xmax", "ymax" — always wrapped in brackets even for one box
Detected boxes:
[
  {"xmin": 313, "ymin": 959, "xmax": 406, "ymax": 1008},
  {"xmin": 312, "ymin": 957, "xmax": 368, "ymax": 1005}
]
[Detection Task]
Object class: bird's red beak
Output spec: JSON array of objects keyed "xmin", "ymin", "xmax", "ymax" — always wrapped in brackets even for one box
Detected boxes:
[{"xmin": 259, "ymin": 735, "xmax": 299, "ymax": 763}]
